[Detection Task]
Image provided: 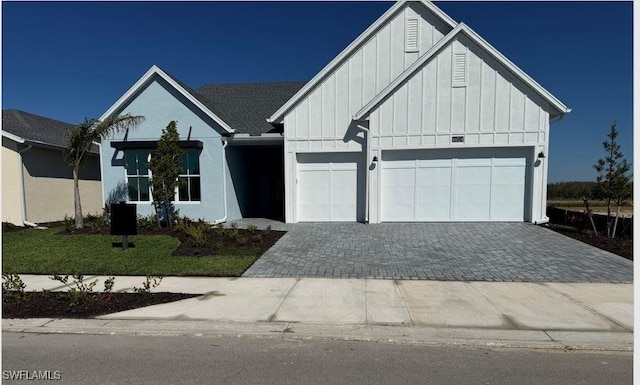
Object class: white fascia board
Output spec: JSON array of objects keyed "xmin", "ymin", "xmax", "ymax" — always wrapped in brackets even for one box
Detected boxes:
[
  {"xmin": 1, "ymin": 130, "xmax": 26, "ymax": 144},
  {"xmin": 268, "ymin": 0, "xmax": 457, "ymax": 124},
  {"xmin": 355, "ymin": 23, "xmax": 570, "ymax": 121},
  {"xmin": 222, "ymin": 133, "xmax": 284, "ymax": 144},
  {"xmin": 458, "ymin": 25, "xmax": 570, "ymax": 117},
  {"xmin": 98, "ymin": 65, "xmax": 235, "ymax": 133}
]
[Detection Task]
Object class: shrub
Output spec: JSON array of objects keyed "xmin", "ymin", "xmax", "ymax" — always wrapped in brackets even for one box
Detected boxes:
[
  {"xmin": 184, "ymin": 224, "xmax": 209, "ymax": 247},
  {"xmin": 101, "ymin": 276, "xmax": 116, "ymax": 301},
  {"xmin": 134, "ymin": 275, "xmax": 163, "ymax": 294},
  {"xmin": 179, "ymin": 218, "xmax": 210, "ymax": 247},
  {"xmin": 175, "ymin": 215, "xmax": 193, "ymax": 233},
  {"xmin": 246, "ymin": 223, "xmax": 258, "ymax": 233},
  {"xmin": 215, "ymin": 223, "xmax": 226, "ymax": 235},
  {"xmin": 2, "ymin": 273, "xmax": 26, "ymax": 301},
  {"xmin": 137, "ymin": 214, "xmax": 157, "ymax": 230},
  {"xmin": 84, "ymin": 213, "xmax": 106, "ymax": 233},
  {"xmin": 51, "ymin": 273, "xmax": 99, "ymax": 307},
  {"xmin": 63, "ymin": 215, "xmax": 75, "ymax": 233}
]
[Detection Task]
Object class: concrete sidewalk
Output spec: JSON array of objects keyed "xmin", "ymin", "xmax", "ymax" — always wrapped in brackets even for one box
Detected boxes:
[{"xmin": 4, "ymin": 275, "xmax": 634, "ymax": 351}]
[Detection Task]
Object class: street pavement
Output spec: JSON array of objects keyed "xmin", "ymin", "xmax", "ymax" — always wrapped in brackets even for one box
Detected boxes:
[{"xmin": 4, "ymin": 275, "xmax": 633, "ymax": 351}]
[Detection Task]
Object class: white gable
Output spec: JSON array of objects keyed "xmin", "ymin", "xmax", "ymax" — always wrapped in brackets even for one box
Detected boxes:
[{"xmin": 280, "ymin": 1, "xmax": 455, "ymax": 148}]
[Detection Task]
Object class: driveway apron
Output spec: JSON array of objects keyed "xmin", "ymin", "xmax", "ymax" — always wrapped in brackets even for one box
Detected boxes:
[{"xmin": 242, "ymin": 223, "xmax": 632, "ymax": 282}]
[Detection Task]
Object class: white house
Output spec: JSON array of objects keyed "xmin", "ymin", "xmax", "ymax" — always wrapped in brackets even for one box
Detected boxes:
[{"xmin": 269, "ymin": 0, "xmax": 570, "ymax": 224}]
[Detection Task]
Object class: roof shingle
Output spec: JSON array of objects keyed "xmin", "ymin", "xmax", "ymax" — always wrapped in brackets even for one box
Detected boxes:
[
  {"xmin": 195, "ymin": 82, "xmax": 306, "ymax": 135},
  {"xmin": 2, "ymin": 109, "xmax": 99, "ymax": 153},
  {"xmin": 2, "ymin": 109, "xmax": 76, "ymax": 148}
]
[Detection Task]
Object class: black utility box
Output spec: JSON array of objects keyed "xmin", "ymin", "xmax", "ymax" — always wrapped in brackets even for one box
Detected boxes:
[{"xmin": 110, "ymin": 202, "xmax": 137, "ymax": 236}]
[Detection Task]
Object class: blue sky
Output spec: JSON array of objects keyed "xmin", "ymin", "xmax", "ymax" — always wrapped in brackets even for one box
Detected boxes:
[{"xmin": 2, "ymin": 1, "xmax": 633, "ymax": 183}]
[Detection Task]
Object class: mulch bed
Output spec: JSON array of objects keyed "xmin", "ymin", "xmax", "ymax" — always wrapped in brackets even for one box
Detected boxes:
[
  {"xmin": 60, "ymin": 225, "xmax": 285, "ymax": 257},
  {"xmin": 546, "ymin": 224, "xmax": 633, "ymax": 261},
  {"xmin": 3, "ymin": 291, "xmax": 197, "ymax": 319},
  {"xmin": 3, "ymin": 221, "xmax": 284, "ymax": 319}
]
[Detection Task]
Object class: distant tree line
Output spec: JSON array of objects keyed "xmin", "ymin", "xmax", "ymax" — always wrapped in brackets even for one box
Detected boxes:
[
  {"xmin": 547, "ymin": 180, "xmax": 634, "ymax": 200},
  {"xmin": 547, "ymin": 181, "xmax": 598, "ymax": 200}
]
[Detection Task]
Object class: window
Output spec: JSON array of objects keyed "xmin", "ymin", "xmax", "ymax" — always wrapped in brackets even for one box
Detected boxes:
[
  {"xmin": 125, "ymin": 150, "xmax": 152, "ymax": 202},
  {"xmin": 178, "ymin": 149, "xmax": 201, "ymax": 202}
]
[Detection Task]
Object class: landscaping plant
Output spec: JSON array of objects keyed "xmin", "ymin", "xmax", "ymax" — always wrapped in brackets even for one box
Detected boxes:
[
  {"xmin": 134, "ymin": 275, "xmax": 164, "ymax": 294},
  {"xmin": 148, "ymin": 121, "xmax": 183, "ymax": 229},
  {"xmin": 51, "ymin": 273, "xmax": 99, "ymax": 306},
  {"xmin": 64, "ymin": 114, "xmax": 145, "ymax": 229},
  {"xmin": 2, "ymin": 273, "xmax": 26, "ymax": 302},
  {"xmin": 593, "ymin": 121, "xmax": 632, "ymax": 238}
]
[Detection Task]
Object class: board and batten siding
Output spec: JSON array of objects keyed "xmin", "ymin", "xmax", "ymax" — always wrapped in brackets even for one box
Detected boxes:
[
  {"xmin": 284, "ymin": 3, "xmax": 452, "ymax": 152},
  {"xmin": 284, "ymin": 3, "xmax": 453, "ymax": 223},
  {"xmin": 368, "ymin": 35, "xmax": 551, "ymax": 149},
  {"xmin": 364, "ymin": 34, "xmax": 553, "ymax": 223}
]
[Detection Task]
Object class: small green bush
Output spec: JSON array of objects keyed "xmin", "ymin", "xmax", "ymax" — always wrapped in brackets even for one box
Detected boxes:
[
  {"xmin": 134, "ymin": 275, "xmax": 163, "ymax": 294},
  {"xmin": 2, "ymin": 273, "xmax": 26, "ymax": 301},
  {"xmin": 51, "ymin": 273, "xmax": 99, "ymax": 307},
  {"xmin": 246, "ymin": 223, "xmax": 258, "ymax": 233},
  {"xmin": 137, "ymin": 214, "xmax": 157, "ymax": 230},
  {"xmin": 63, "ymin": 215, "xmax": 74, "ymax": 232}
]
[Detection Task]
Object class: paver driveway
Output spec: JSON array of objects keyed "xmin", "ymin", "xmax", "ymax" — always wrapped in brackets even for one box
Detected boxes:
[{"xmin": 242, "ymin": 223, "xmax": 632, "ymax": 282}]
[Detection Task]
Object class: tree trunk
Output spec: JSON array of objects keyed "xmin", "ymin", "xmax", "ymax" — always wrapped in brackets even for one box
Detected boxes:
[
  {"xmin": 606, "ymin": 196, "xmax": 612, "ymax": 238},
  {"xmin": 582, "ymin": 197, "xmax": 598, "ymax": 236},
  {"xmin": 611, "ymin": 204, "xmax": 621, "ymax": 239},
  {"xmin": 165, "ymin": 192, "xmax": 172, "ymax": 229},
  {"xmin": 73, "ymin": 166, "xmax": 83, "ymax": 229}
]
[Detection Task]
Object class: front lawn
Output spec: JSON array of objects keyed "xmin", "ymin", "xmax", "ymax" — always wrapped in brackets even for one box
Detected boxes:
[{"xmin": 2, "ymin": 226, "xmax": 281, "ymax": 276}]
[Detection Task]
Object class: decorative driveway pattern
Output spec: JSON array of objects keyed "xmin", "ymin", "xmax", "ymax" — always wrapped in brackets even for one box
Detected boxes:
[{"xmin": 242, "ymin": 223, "xmax": 633, "ymax": 282}]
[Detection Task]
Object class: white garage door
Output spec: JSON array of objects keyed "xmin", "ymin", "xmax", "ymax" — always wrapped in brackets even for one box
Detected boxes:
[
  {"xmin": 297, "ymin": 153, "xmax": 363, "ymax": 222},
  {"xmin": 381, "ymin": 148, "xmax": 530, "ymax": 222}
]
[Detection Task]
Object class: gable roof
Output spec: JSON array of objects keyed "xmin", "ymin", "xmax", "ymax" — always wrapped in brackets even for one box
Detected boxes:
[
  {"xmin": 354, "ymin": 23, "xmax": 570, "ymax": 121},
  {"xmin": 195, "ymin": 82, "xmax": 306, "ymax": 135},
  {"xmin": 98, "ymin": 65, "xmax": 235, "ymax": 134},
  {"xmin": 268, "ymin": 0, "xmax": 457, "ymax": 124},
  {"xmin": 1, "ymin": 109, "xmax": 98, "ymax": 153}
]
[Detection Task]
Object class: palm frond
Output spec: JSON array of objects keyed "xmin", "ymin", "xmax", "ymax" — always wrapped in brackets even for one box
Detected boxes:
[{"xmin": 94, "ymin": 114, "xmax": 145, "ymax": 139}]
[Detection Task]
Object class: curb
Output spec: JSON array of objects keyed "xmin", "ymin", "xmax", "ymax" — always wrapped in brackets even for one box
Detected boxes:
[{"xmin": 3, "ymin": 318, "xmax": 633, "ymax": 352}]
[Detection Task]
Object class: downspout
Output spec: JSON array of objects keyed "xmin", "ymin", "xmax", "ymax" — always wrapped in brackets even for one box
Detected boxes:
[
  {"xmin": 96, "ymin": 141, "xmax": 105, "ymax": 208},
  {"xmin": 17, "ymin": 145, "xmax": 39, "ymax": 227},
  {"xmin": 213, "ymin": 140, "xmax": 229, "ymax": 224},
  {"xmin": 355, "ymin": 120, "xmax": 370, "ymax": 223}
]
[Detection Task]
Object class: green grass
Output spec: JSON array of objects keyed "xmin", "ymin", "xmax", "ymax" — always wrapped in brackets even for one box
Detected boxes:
[{"xmin": 2, "ymin": 228, "xmax": 260, "ymax": 276}]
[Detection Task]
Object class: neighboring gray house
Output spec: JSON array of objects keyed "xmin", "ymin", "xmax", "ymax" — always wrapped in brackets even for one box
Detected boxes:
[
  {"xmin": 99, "ymin": 0, "xmax": 569, "ymax": 224},
  {"xmin": 2, "ymin": 109, "xmax": 102, "ymax": 225}
]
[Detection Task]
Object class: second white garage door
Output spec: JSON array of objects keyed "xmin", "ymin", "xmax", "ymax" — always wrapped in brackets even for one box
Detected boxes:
[
  {"xmin": 381, "ymin": 148, "xmax": 531, "ymax": 222},
  {"xmin": 297, "ymin": 153, "xmax": 364, "ymax": 222}
]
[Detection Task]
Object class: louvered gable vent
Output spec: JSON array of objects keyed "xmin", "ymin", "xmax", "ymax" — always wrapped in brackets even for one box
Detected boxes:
[
  {"xmin": 452, "ymin": 51, "xmax": 467, "ymax": 87},
  {"xmin": 405, "ymin": 17, "xmax": 419, "ymax": 52}
]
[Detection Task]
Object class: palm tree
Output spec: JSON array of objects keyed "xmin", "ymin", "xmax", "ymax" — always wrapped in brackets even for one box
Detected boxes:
[{"xmin": 64, "ymin": 114, "xmax": 145, "ymax": 229}]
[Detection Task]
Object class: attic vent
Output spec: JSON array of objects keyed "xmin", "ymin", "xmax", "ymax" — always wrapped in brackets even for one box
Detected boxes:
[
  {"xmin": 452, "ymin": 51, "xmax": 467, "ymax": 87},
  {"xmin": 405, "ymin": 17, "xmax": 419, "ymax": 52}
]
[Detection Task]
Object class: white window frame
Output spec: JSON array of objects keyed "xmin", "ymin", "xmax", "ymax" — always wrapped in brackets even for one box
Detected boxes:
[
  {"xmin": 176, "ymin": 149, "xmax": 202, "ymax": 203},
  {"xmin": 124, "ymin": 149, "xmax": 202, "ymax": 204},
  {"xmin": 124, "ymin": 150, "xmax": 152, "ymax": 203}
]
